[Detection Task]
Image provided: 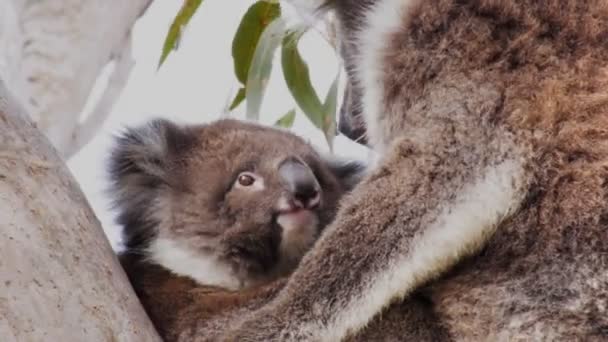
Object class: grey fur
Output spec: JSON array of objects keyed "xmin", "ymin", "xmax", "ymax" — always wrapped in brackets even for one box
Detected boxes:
[{"xmin": 217, "ymin": 0, "xmax": 608, "ymax": 341}]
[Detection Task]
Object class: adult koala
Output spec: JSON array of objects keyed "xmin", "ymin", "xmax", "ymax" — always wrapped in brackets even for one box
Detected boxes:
[{"xmin": 220, "ymin": 0, "xmax": 608, "ymax": 341}]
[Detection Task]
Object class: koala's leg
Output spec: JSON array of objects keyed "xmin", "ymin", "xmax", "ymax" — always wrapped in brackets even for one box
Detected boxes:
[{"xmin": 219, "ymin": 131, "xmax": 530, "ymax": 341}]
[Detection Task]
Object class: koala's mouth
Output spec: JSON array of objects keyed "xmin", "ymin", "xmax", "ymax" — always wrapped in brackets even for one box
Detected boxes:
[
  {"xmin": 274, "ymin": 190, "xmax": 321, "ymax": 232},
  {"xmin": 274, "ymin": 208, "xmax": 319, "ymax": 273},
  {"xmin": 275, "ymin": 208, "xmax": 317, "ymax": 233}
]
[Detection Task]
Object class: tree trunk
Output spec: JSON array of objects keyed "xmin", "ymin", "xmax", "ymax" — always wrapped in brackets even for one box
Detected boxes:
[
  {"xmin": 0, "ymin": 79, "xmax": 161, "ymax": 341},
  {"xmin": 0, "ymin": 0, "xmax": 152, "ymax": 158}
]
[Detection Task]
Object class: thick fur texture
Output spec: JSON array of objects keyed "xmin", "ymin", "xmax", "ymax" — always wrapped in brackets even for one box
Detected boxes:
[
  {"xmin": 108, "ymin": 118, "xmax": 367, "ymax": 340},
  {"xmin": 144, "ymin": 268, "xmax": 447, "ymax": 341},
  {"xmin": 214, "ymin": 0, "xmax": 608, "ymax": 341}
]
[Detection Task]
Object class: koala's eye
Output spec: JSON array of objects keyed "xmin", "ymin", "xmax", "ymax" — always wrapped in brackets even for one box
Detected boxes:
[{"xmin": 237, "ymin": 173, "xmax": 255, "ymax": 187}]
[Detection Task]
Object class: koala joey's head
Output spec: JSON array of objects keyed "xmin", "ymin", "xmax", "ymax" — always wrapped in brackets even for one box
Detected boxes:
[{"xmin": 109, "ymin": 118, "xmax": 365, "ymax": 290}]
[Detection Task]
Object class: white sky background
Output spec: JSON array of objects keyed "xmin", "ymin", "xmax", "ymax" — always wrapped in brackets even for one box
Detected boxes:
[{"xmin": 67, "ymin": 1, "xmax": 370, "ymax": 251}]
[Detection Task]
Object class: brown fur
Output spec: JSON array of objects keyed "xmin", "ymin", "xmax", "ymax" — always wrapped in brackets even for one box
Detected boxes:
[
  {"xmin": 388, "ymin": 2, "xmax": 608, "ymax": 339},
  {"xmin": 212, "ymin": 0, "xmax": 608, "ymax": 341},
  {"xmin": 119, "ymin": 254, "xmax": 285, "ymax": 341},
  {"xmin": 121, "ymin": 255, "xmax": 447, "ymax": 341}
]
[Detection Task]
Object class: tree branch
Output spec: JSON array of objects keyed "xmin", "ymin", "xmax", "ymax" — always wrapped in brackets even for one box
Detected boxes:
[
  {"xmin": 66, "ymin": 35, "xmax": 135, "ymax": 159},
  {"xmin": 16, "ymin": 0, "xmax": 152, "ymax": 157}
]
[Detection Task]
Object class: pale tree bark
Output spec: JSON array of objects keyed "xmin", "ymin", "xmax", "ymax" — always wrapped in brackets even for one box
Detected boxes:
[
  {"xmin": 0, "ymin": 1, "xmax": 27, "ymax": 104},
  {"xmin": 0, "ymin": 0, "xmax": 152, "ymax": 159},
  {"xmin": 0, "ymin": 79, "xmax": 161, "ymax": 341}
]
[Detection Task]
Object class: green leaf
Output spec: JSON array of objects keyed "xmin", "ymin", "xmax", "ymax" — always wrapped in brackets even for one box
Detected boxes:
[
  {"xmin": 274, "ymin": 109, "xmax": 296, "ymax": 128},
  {"xmin": 229, "ymin": 87, "xmax": 246, "ymax": 111},
  {"xmin": 281, "ymin": 29, "xmax": 324, "ymax": 129},
  {"xmin": 232, "ymin": 1, "xmax": 281, "ymax": 85},
  {"xmin": 158, "ymin": 0, "xmax": 204, "ymax": 69},
  {"xmin": 245, "ymin": 18, "xmax": 286, "ymax": 121},
  {"xmin": 321, "ymin": 71, "xmax": 340, "ymax": 151}
]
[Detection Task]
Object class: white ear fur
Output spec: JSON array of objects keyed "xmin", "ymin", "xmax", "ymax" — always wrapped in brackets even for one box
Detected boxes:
[{"xmin": 285, "ymin": 0, "xmax": 332, "ymax": 24}]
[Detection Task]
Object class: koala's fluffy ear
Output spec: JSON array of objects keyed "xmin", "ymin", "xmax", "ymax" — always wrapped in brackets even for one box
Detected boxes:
[
  {"xmin": 108, "ymin": 119, "xmax": 197, "ymax": 250},
  {"xmin": 109, "ymin": 119, "xmax": 196, "ymax": 189},
  {"xmin": 286, "ymin": 0, "xmax": 334, "ymax": 22},
  {"xmin": 287, "ymin": 0, "xmax": 334, "ymax": 11},
  {"xmin": 325, "ymin": 157, "xmax": 367, "ymax": 192}
]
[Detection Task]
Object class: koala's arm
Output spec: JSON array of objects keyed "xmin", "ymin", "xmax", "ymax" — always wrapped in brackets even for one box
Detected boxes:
[
  {"xmin": 173, "ymin": 281, "xmax": 285, "ymax": 342},
  {"xmin": 217, "ymin": 89, "xmax": 531, "ymax": 341}
]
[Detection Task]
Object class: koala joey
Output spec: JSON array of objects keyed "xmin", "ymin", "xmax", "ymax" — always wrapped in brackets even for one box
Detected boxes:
[
  {"xmin": 108, "ymin": 118, "xmax": 366, "ymax": 339},
  {"xmin": 216, "ymin": 0, "xmax": 608, "ymax": 341}
]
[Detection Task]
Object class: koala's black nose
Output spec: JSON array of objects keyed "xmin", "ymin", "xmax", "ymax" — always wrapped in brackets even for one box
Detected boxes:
[{"xmin": 278, "ymin": 157, "xmax": 321, "ymax": 209}]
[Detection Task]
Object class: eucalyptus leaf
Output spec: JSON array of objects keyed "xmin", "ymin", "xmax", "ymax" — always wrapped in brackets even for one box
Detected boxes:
[
  {"xmin": 281, "ymin": 30, "xmax": 324, "ymax": 129},
  {"xmin": 274, "ymin": 109, "xmax": 296, "ymax": 128},
  {"xmin": 321, "ymin": 71, "xmax": 340, "ymax": 150},
  {"xmin": 229, "ymin": 87, "xmax": 246, "ymax": 111},
  {"xmin": 158, "ymin": 0, "xmax": 204, "ymax": 69},
  {"xmin": 232, "ymin": 1, "xmax": 281, "ymax": 85},
  {"xmin": 245, "ymin": 18, "xmax": 286, "ymax": 120}
]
